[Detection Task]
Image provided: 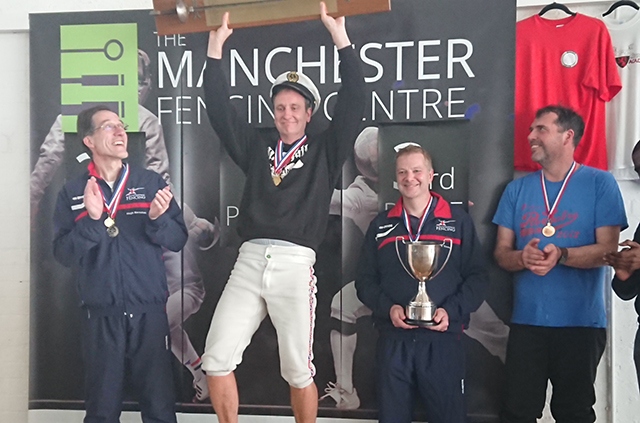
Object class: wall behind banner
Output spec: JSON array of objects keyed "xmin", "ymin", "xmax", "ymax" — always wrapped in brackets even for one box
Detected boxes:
[{"xmin": 2, "ymin": 2, "xmax": 639, "ymax": 423}]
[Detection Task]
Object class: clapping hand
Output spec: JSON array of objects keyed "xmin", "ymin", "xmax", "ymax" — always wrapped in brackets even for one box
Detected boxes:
[
  {"xmin": 84, "ymin": 177, "xmax": 104, "ymax": 220},
  {"xmin": 149, "ymin": 186, "xmax": 173, "ymax": 220}
]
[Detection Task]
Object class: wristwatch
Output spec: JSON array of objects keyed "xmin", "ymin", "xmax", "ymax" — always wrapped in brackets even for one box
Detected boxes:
[{"xmin": 557, "ymin": 247, "xmax": 568, "ymax": 265}]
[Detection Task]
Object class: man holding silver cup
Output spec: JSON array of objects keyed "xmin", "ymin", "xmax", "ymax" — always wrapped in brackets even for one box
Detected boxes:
[{"xmin": 355, "ymin": 145, "xmax": 488, "ymax": 423}]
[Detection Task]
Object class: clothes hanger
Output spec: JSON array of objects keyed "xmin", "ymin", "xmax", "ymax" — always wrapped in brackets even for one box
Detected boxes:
[
  {"xmin": 603, "ymin": 1, "xmax": 639, "ymax": 17},
  {"xmin": 539, "ymin": 2, "xmax": 577, "ymax": 16}
]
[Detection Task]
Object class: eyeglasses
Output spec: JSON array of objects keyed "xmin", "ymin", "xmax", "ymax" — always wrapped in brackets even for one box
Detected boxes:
[{"xmin": 94, "ymin": 122, "xmax": 129, "ymax": 132}]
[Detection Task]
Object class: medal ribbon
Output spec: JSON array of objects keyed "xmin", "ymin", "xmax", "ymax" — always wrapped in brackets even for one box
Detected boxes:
[
  {"xmin": 402, "ymin": 196, "xmax": 434, "ymax": 242},
  {"xmin": 274, "ymin": 135, "xmax": 308, "ymax": 175},
  {"xmin": 99, "ymin": 163, "xmax": 130, "ymax": 219},
  {"xmin": 540, "ymin": 161, "xmax": 577, "ymax": 225}
]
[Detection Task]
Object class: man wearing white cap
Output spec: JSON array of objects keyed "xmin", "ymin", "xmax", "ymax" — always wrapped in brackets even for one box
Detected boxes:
[{"xmin": 200, "ymin": 3, "xmax": 366, "ymax": 423}]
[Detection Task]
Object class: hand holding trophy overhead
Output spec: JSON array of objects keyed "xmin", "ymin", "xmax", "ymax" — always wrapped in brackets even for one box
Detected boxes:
[{"xmin": 395, "ymin": 238, "xmax": 453, "ymax": 326}]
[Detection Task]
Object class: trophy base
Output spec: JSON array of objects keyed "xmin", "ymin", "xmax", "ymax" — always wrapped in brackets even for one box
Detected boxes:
[
  {"xmin": 406, "ymin": 302, "xmax": 436, "ymax": 327},
  {"xmin": 405, "ymin": 318, "xmax": 437, "ymax": 327}
]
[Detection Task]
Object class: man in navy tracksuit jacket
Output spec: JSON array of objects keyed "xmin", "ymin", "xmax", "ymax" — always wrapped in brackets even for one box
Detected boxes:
[
  {"xmin": 53, "ymin": 105, "xmax": 188, "ymax": 423},
  {"xmin": 355, "ymin": 145, "xmax": 487, "ymax": 423}
]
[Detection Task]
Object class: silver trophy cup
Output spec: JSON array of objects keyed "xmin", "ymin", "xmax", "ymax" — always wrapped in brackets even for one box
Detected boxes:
[{"xmin": 395, "ymin": 238, "xmax": 453, "ymax": 326}]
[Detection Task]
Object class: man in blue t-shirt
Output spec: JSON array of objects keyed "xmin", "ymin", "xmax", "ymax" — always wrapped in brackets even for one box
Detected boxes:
[{"xmin": 493, "ymin": 105, "xmax": 627, "ymax": 423}]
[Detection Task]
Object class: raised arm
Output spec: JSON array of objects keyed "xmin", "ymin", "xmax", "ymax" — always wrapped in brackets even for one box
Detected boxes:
[
  {"xmin": 319, "ymin": 4, "xmax": 366, "ymax": 179},
  {"xmin": 203, "ymin": 11, "xmax": 257, "ymax": 172},
  {"xmin": 320, "ymin": 1, "xmax": 350, "ymax": 49},
  {"xmin": 207, "ymin": 12, "xmax": 233, "ymax": 59}
]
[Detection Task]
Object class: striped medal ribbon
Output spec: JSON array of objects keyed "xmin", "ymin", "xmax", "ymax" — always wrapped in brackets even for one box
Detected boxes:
[
  {"xmin": 540, "ymin": 161, "xmax": 577, "ymax": 238},
  {"xmin": 100, "ymin": 163, "xmax": 130, "ymax": 237},
  {"xmin": 272, "ymin": 135, "xmax": 307, "ymax": 186},
  {"xmin": 402, "ymin": 196, "xmax": 434, "ymax": 242}
]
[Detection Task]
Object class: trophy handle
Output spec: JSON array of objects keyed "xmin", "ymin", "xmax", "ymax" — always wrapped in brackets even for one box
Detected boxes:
[
  {"xmin": 431, "ymin": 238, "xmax": 453, "ymax": 280},
  {"xmin": 395, "ymin": 237, "xmax": 415, "ymax": 279}
]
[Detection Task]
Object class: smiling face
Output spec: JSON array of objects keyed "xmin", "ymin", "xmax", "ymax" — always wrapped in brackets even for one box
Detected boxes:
[
  {"xmin": 82, "ymin": 110, "xmax": 129, "ymax": 162},
  {"xmin": 528, "ymin": 112, "xmax": 572, "ymax": 166},
  {"xmin": 395, "ymin": 151, "xmax": 434, "ymax": 203},
  {"xmin": 273, "ymin": 88, "xmax": 312, "ymax": 144}
]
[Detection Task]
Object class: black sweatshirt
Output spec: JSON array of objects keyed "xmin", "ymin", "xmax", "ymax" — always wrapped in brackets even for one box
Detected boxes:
[{"xmin": 203, "ymin": 47, "xmax": 366, "ymax": 251}]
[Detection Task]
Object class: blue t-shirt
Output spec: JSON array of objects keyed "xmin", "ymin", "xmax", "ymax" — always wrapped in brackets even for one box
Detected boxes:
[{"xmin": 493, "ymin": 166, "xmax": 627, "ymax": 328}]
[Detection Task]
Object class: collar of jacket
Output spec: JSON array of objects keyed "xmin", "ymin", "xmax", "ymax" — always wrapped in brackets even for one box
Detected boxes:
[{"xmin": 387, "ymin": 192, "xmax": 453, "ymax": 220}]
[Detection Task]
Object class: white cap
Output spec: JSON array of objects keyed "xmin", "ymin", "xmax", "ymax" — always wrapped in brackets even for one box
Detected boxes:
[{"xmin": 270, "ymin": 71, "xmax": 321, "ymax": 115}]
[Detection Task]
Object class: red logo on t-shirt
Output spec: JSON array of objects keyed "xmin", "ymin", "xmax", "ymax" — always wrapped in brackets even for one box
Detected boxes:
[{"xmin": 616, "ymin": 56, "xmax": 630, "ymax": 68}]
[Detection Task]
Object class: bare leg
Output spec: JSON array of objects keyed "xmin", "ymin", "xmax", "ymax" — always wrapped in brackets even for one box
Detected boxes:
[
  {"xmin": 291, "ymin": 383, "xmax": 318, "ymax": 423},
  {"xmin": 208, "ymin": 373, "xmax": 239, "ymax": 423}
]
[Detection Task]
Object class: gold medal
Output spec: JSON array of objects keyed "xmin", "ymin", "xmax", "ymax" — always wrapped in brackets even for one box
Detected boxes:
[
  {"xmin": 104, "ymin": 216, "xmax": 115, "ymax": 228},
  {"xmin": 272, "ymin": 174, "xmax": 282, "ymax": 186},
  {"xmin": 542, "ymin": 222, "xmax": 556, "ymax": 238},
  {"xmin": 107, "ymin": 225, "xmax": 119, "ymax": 238}
]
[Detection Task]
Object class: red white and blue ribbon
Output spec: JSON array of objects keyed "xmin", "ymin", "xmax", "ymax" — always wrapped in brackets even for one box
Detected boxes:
[
  {"xmin": 273, "ymin": 135, "xmax": 308, "ymax": 175},
  {"xmin": 402, "ymin": 196, "xmax": 434, "ymax": 242},
  {"xmin": 100, "ymin": 163, "xmax": 130, "ymax": 219},
  {"xmin": 540, "ymin": 161, "xmax": 577, "ymax": 224}
]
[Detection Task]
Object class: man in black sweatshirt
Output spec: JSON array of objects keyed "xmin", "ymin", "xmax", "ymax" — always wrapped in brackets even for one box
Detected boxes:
[{"xmin": 200, "ymin": 3, "xmax": 366, "ymax": 422}]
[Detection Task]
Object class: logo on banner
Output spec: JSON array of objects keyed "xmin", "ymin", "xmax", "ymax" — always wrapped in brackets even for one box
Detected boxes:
[{"xmin": 60, "ymin": 23, "xmax": 138, "ymax": 132}]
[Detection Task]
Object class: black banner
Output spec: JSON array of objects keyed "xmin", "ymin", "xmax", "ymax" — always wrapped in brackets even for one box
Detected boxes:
[{"xmin": 29, "ymin": 1, "xmax": 515, "ymax": 421}]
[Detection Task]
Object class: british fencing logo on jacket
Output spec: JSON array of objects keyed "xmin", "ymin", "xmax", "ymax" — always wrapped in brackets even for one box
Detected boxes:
[
  {"xmin": 435, "ymin": 219, "xmax": 456, "ymax": 232},
  {"xmin": 125, "ymin": 187, "xmax": 146, "ymax": 201}
]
